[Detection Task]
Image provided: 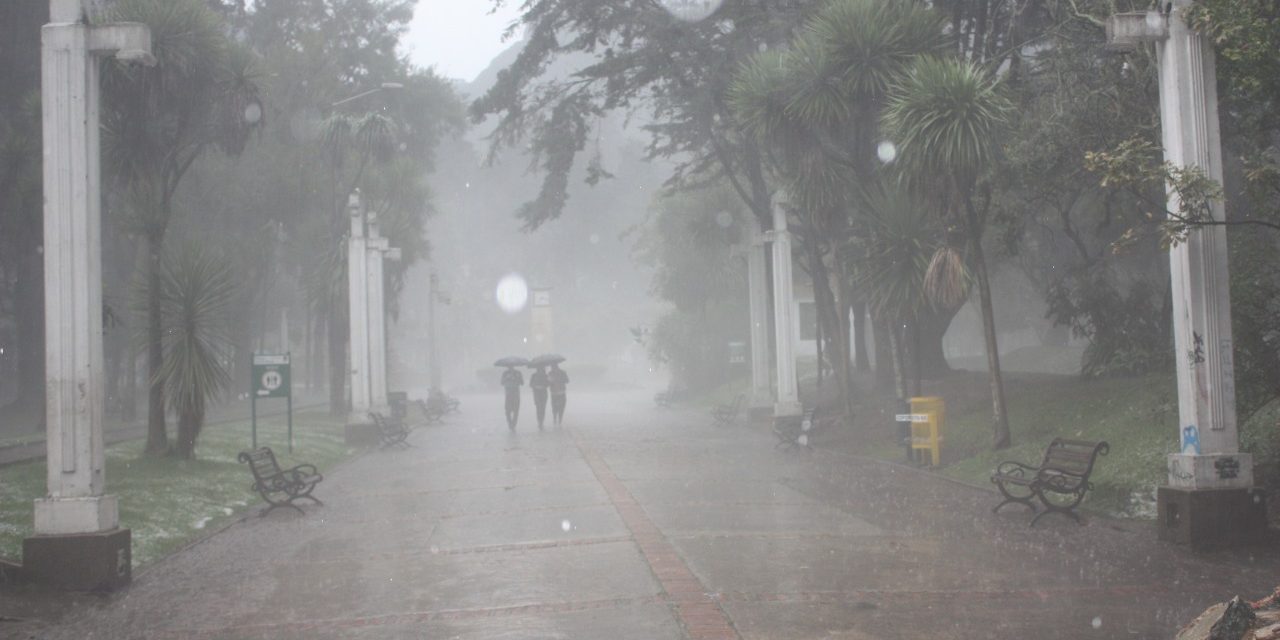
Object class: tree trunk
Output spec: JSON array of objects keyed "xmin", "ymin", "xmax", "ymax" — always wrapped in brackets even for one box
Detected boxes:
[
  {"xmin": 172, "ymin": 405, "xmax": 201, "ymax": 459},
  {"xmin": 800, "ymin": 223, "xmax": 853, "ymax": 419},
  {"xmin": 14, "ymin": 240, "xmax": 43, "ymax": 412},
  {"xmin": 915, "ymin": 304, "xmax": 957, "ymax": 379},
  {"xmin": 872, "ymin": 314, "xmax": 895, "ymax": 391},
  {"xmin": 328, "ymin": 303, "xmax": 347, "ymax": 417},
  {"xmin": 144, "ymin": 233, "xmax": 168, "ymax": 455},
  {"xmin": 968, "ymin": 212, "xmax": 1011, "ymax": 450},
  {"xmin": 853, "ymin": 300, "xmax": 870, "ymax": 371}
]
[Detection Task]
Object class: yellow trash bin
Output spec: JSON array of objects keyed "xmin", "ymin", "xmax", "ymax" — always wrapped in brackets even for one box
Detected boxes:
[{"xmin": 909, "ymin": 396, "xmax": 945, "ymax": 466}]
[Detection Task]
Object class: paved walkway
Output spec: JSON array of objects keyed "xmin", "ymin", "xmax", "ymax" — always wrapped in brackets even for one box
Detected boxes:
[{"xmin": 10, "ymin": 389, "xmax": 1279, "ymax": 639}]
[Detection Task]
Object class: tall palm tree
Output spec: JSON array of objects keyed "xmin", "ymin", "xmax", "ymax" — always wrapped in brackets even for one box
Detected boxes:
[
  {"xmin": 102, "ymin": 0, "xmax": 259, "ymax": 455},
  {"xmin": 158, "ymin": 244, "xmax": 237, "ymax": 459},
  {"xmin": 882, "ymin": 56, "xmax": 1015, "ymax": 449}
]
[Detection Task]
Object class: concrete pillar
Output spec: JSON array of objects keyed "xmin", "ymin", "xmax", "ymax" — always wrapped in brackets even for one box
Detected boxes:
[
  {"xmin": 428, "ymin": 272, "xmax": 441, "ymax": 392},
  {"xmin": 366, "ymin": 225, "xmax": 388, "ymax": 413},
  {"xmin": 26, "ymin": 3, "xmax": 152, "ymax": 591},
  {"xmin": 347, "ymin": 191, "xmax": 370, "ymax": 423},
  {"xmin": 769, "ymin": 203, "xmax": 801, "ymax": 417},
  {"xmin": 1107, "ymin": 3, "xmax": 1266, "ymax": 548},
  {"xmin": 747, "ymin": 223, "xmax": 772, "ymax": 411},
  {"xmin": 1155, "ymin": 3, "xmax": 1244, "ymax": 477}
]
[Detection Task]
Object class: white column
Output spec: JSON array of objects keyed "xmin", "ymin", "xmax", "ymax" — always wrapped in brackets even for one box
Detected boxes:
[
  {"xmin": 347, "ymin": 191, "xmax": 371, "ymax": 423},
  {"xmin": 428, "ymin": 272, "xmax": 441, "ymax": 392},
  {"xmin": 36, "ymin": 6, "xmax": 152, "ymax": 536},
  {"xmin": 1156, "ymin": 2, "xmax": 1249, "ymax": 488},
  {"xmin": 747, "ymin": 223, "xmax": 772, "ymax": 410},
  {"xmin": 769, "ymin": 203, "xmax": 801, "ymax": 417},
  {"xmin": 366, "ymin": 231, "xmax": 388, "ymax": 414}
]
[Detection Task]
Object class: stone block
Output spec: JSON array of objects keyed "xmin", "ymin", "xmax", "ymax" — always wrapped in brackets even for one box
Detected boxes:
[
  {"xmin": 1157, "ymin": 486, "xmax": 1269, "ymax": 551},
  {"xmin": 22, "ymin": 528, "xmax": 130, "ymax": 592}
]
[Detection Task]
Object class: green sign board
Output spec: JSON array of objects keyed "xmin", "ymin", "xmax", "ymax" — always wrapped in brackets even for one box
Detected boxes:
[
  {"xmin": 252, "ymin": 353, "xmax": 291, "ymax": 399},
  {"xmin": 250, "ymin": 353, "xmax": 292, "ymax": 452}
]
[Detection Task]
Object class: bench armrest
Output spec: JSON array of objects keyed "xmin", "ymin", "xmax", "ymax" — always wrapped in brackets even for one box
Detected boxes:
[
  {"xmin": 993, "ymin": 460, "xmax": 1038, "ymax": 478},
  {"xmin": 286, "ymin": 464, "xmax": 320, "ymax": 480}
]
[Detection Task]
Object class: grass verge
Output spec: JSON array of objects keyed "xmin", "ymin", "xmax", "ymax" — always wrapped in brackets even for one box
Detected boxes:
[{"xmin": 0, "ymin": 410, "xmax": 356, "ymax": 568}]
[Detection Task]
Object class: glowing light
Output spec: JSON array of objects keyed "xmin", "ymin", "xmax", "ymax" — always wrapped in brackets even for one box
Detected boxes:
[
  {"xmin": 877, "ymin": 141, "xmax": 897, "ymax": 163},
  {"xmin": 495, "ymin": 273, "xmax": 529, "ymax": 314},
  {"xmin": 658, "ymin": 0, "xmax": 723, "ymax": 22}
]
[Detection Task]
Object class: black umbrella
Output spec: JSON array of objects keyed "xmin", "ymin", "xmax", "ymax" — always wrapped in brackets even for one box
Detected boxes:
[
  {"xmin": 494, "ymin": 356, "xmax": 530, "ymax": 368},
  {"xmin": 529, "ymin": 354, "xmax": 566, "ymax": 367}
]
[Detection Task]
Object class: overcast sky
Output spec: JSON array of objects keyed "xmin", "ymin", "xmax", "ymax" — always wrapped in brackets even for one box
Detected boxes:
[{"xmin": 404, "ymin": 1, "xmax": 525, "ymax": 83}]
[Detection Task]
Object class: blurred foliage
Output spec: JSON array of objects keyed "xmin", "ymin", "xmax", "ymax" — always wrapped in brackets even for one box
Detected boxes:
[
  {"xmin": 1045, "ymin": 268, "xmax": 1171, "ymax": 378},
  {"xmin": 633, "ymin": 185, "xmax": 749, "ymax": 393}
]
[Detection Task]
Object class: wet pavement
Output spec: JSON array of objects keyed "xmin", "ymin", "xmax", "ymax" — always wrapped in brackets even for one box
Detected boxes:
[{"xmin": 7, "ymin": 388, "xmax": 1279, "ymax": 639}]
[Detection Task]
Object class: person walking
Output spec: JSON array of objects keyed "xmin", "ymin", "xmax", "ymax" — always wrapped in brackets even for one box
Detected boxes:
[
  {"xmin": 529, "ymin": 366, "xmax": 550, "ymax": 429},
  {"xmin": 501, "ymin": 366, "xmax": 524, "ymax": 431},
  {"xmin": 548, "ymin": 363, "xmax": 569, "ymax": 426}
]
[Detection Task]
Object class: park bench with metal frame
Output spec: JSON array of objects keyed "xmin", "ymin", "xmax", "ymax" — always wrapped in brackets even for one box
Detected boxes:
[
  {"xmin": 773, "ymin": 407, "xmax": 820, "ymax": 452},
  {"xmin": 711, "ymin": 393, "xmax": 745, "ymax": 427},
  {"xmin": 413, "ymin": 399, "xmax": 446, "ymax": 426},
  {"xmin": 370, "ymin": 411, "xmax": 412, "ymax": 449},
  {"xmin": 238, "ymin": 446, "xmax": 323, "ymax": 517},
  {"xmin": 990, "ymin": 438, "xmax": 1110, "ymax": 526}
]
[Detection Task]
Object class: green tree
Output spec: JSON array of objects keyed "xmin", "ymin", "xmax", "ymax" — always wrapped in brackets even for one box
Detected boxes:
[
  {"xmin": 157, "ymin": 245, "xmax": 237, "ymax": 459},
  {"xmin": 882, "ymin": 56, "xmax": 1015, "ymax": 449},
  {"xmin": 101, "ymin": 0, "xmax": 259, "ymax": 454}
]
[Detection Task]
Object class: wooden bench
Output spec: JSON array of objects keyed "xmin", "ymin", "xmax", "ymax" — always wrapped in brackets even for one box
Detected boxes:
[
  {"xmin": 370, "ymin": 411, "xmax": 412, "ymax": 449},
  {"xmin": 711, "ymin": 393, "xmax": 745, "ymax": 427},
  {"xmin": 238, "ymin": 447, "xmax": 323, "ymax": 517},
  {"xmin": 991, "ymin": 438, "xmax": 1110, "ymax": 526},
  {"xmin": 413, "ymin": 399, "xmax": 446, "ymax": 426},
  {"xmin": 773, "ymin": 407, "xmax": 820, "ymax": 452}
]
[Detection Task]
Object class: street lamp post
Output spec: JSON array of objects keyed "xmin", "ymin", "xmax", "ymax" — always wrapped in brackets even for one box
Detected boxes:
[
  {"xmin": 1107, "ymin": 3, "xmax": 1267, "ymax": 548},
  {"xmin": 24, "ymin": 0, "xmax": 153, "ymax": 591}
]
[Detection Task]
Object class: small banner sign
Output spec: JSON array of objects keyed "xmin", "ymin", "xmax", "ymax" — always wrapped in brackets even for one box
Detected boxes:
[{"xmin": 894, "ymin": 414, "xmax": 929, "ymax": 423}]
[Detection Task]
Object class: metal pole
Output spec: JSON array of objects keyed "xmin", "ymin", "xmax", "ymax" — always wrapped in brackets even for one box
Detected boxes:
[{"xmin": 429, "ymin": 272, "xmax": 441, "ymax": 392}]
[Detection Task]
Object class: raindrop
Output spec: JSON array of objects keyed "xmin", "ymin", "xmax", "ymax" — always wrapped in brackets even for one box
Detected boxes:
[
  {"xmin": 877, "ymin": 141, "xmax": 898, "ymax": 164},
  {"xmin": 242, "ymin": 101, "xmax": 262, "ymax": 125},
  {"xmin": 1091, "ymin": 616, "xmax": 1102, "ymax": 629},
  {"xmin": 561, "ymin": 519, "xmax": 572, "ymax": 532},
  {"xmin": 495, "ymin": 273, "xmax": 529, "ymax": 314},
  {"xmin": 658, "ymin": 0, "xmax": 723, "ymax": 22},
  {"xmin": 715, "ymin": 211, "xmax": 734, "ymax": 228},
  {"xmin": 589, "ymin": 233, "xmax": 601, "ymax": 245},
  {"xmin": 429, "ymin": 545, "xmax": 439, "ymax": 555}
]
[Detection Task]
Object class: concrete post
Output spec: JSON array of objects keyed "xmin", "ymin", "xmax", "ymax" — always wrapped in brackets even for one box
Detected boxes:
[
  {"xmin": 347, "ymin": 191, "xmax": 370, "ymax": 424},
  {"xmin": 429, "ymin": 272, "xmax": 441, "ymax": 392},
  {"xmin": 366, "ymin": 215, "xmax": 388, "ymax": 414},
  {"xmin": 1107, "ymin": 3, "xmax": 1266, "ymax": 547},
  {"xmin": 25, "ymin": 1, "xmax": 152, "ymax": 591},
  {"xmin": 768, "ymin": 203, "xmax": 801, "ymax": 417},
  {"xmin": 747, "ymin": 223, "xmax": 773, "ymax": 412}
]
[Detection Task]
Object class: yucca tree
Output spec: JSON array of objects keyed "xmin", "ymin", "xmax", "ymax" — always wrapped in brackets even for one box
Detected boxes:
[
  {"xmin": 730, "ymin": 0, "xmax": 949, "ymax": 416},
  {"xmin": 157, "ymin": 244, "xmax": 237, "ymax": 459},
  {"xmin": 102, "ymin": 0, "xmax": 259, "ymax": 454},
  {"xmin": 305, "ymin": 111, "xmax": 398, "ymax": 416},
  {"xmin": 882, "ymin": 56, "xmax": 1015, "ymax": 449}
]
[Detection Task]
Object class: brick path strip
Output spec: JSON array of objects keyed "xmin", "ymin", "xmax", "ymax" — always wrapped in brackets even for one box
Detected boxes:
[{"xmin": 573, "ymin": 436, "xmax": 741, "ymax": 640}]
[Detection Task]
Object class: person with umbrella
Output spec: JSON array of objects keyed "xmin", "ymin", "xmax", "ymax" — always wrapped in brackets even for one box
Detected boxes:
[
  {"xmin": 495, "ymin": 357, "xmax": 528, "ymax": 430},
  {"xmin": 528, "ymin": 364, "xmax": 550, "ymax": 429},
  {"xmin": 548, "ymin": 360, "xmax": 569, "ymax": 426}
]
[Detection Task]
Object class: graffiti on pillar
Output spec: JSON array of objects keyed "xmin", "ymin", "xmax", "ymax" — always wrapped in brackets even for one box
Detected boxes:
[
  {"xmin": 1168, "ymin": 458, "xmax": 1195, "ymax": 483},
  {"xmin": 1181, "ymin": 425, "xmax": 1202, "ymax": 455},
  {"xmin": 1188, "ymin": 331, "xmax": 1205, "ymax": 366},
  {"xmin": 1214, "ymin": 457, "xmax": 1240, "ymax": 480}
]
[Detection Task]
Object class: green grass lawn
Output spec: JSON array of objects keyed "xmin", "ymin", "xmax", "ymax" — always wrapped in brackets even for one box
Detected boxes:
[{"xmin": 0, "ymin": 410, "xmax": 356, "ymax": 568}]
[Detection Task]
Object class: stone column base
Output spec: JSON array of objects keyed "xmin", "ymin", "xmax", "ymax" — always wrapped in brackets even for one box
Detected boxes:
[
  {"xmin": 22, "ymin": 528, "xmax": 131, "ymax": 591},
  {"xmin": 345, "ymin": 421, "xmax": 378, "ymax": 446},
  {"xmin": 1157, "ymin": 486, "xmax": 1269, "ymax": 551}
]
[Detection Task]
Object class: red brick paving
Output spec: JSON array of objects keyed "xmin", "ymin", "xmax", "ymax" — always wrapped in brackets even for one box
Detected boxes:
[{"xmin": 573, "ymin": 436, "xmax": 742, "ymax": 640}]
